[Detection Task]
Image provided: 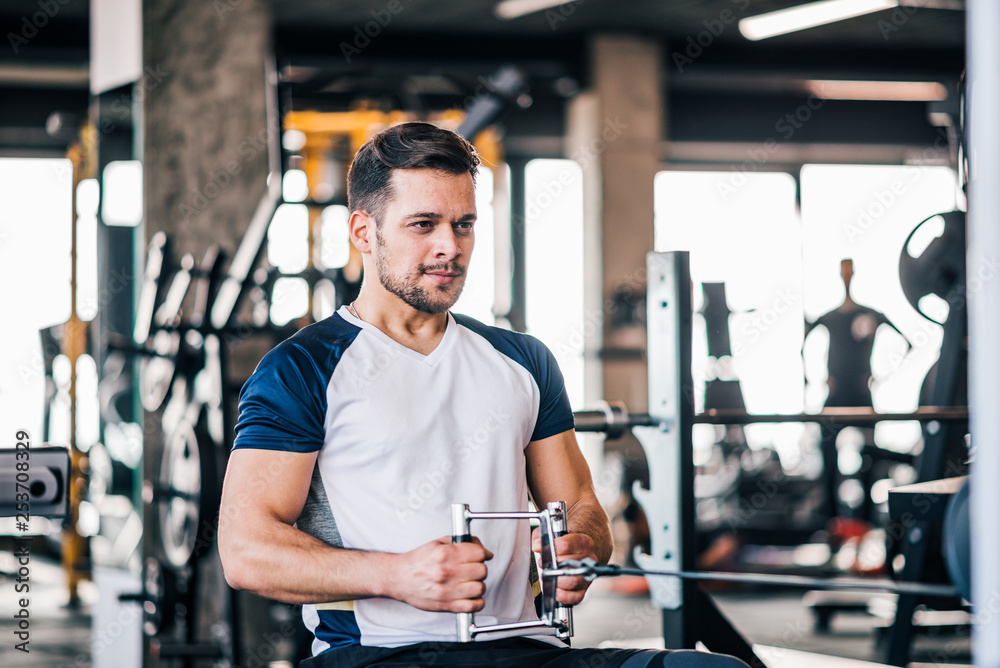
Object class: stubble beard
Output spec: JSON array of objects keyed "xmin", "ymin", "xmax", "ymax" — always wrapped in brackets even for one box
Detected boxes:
[{"xmin": 374, "ymin": 228, "xmax": 467, "ymax": 315}]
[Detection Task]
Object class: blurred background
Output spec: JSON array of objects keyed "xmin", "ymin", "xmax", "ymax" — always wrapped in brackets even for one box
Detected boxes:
[{"xmin": 0, "ymin": 1, "xmax": 978, "ymax": 666}]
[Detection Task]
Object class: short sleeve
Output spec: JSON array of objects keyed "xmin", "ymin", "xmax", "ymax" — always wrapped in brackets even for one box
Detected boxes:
[
  {"xmin": 234, "ymin": 341, "xmax": 329, "ymax": 453},
  {"xmin": 524, "ymin": 336, "xmax": 575, "ymax": 442}
]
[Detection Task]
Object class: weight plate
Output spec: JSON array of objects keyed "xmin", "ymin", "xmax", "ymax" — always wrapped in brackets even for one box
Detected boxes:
[
  {"xmin": 899, "ymin": 211, "xmax": 965, "ymax": 323},
  {"xmin": 943, "ymin": 478, "xmax": 971, "ymax": 601},
  {"xmin": 157, "ymin": 421, "xmax": 202, "ymax": 570},
  {"xmin": 142, "ymin": 556, "xmax": 176, "ymax": 636},
  {"xmin": 140, "ymin": 330, "xmax": 180, "ymax": 413}
]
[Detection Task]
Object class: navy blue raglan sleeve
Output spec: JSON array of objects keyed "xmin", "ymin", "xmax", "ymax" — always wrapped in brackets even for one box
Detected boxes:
[
  {"xmin": 523, "ymin": 335, "xmax": 576, "ymax": 442},
  {"xmin": 234, "ymin": 340, "xmax": 329, "ymax": 453}
]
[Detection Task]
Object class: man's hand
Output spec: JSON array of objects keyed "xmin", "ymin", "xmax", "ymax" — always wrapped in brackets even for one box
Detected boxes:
[
  {"xmin": 389, "ymin": 536, "xmax": 493, "ymax": 613},
  {"xmin": 531, "ymin": 529, "xmax": 598, "ymax": 606}
]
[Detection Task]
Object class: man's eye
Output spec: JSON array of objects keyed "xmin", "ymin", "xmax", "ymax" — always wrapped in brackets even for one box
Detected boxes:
[
  {"xmin": 455, "ymin": 222, "xmax": 474, "ymax": 230},
  {"xmin": 413, "ymin": 221, "xmax": 433, "ymax": 228}
]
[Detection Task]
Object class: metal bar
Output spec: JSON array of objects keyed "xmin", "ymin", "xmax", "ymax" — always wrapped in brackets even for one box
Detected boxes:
[
  {"xmin": 466, "ymin": 511, "xmax": 540, "ymax": 521},
  {"xmin": 507, "ymin": 157, "xmax": 528, "ymax": 333},
  {"xmin": 967, "ymin": 2, "xmax": 1000, "ymax": 666},
  {"xmin": 450, "ymin": 503, "xmax": 474, "ymax": 642},
  {"xmin": 547, "ymin": 501, "xmax": 573, "ymax": 639},
  {"xmin": 694, "ymin": 406, "xmax": 968, "ymax": 425},
  {"xmin": 209, "ymin": 58, "xmax": 282, "ymax": 332},
  {"xmin": 572, "ymin": 407, "xmax": 661, "ymax": 436},
  {"xmin": 469, "ymin": 620, "xmax": 550, "ymax": 637},
  {"xmin": 634, "ymin": 252, "xmax": 761, "ymax": 666}
]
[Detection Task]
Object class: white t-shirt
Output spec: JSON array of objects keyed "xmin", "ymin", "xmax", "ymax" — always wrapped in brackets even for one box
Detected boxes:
[{"xmin": 234, "ymin": 307, "xmax": 575, "ymax": 655}]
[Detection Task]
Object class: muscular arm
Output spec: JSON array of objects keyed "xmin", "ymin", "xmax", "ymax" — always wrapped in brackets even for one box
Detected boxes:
[
  {"xmin": 525, "ymin": 428, "xmax": 612, "ymax": 604},
  {"xmin": 218, "ymin": 447, "xmax": 489, "ymax": 611}
]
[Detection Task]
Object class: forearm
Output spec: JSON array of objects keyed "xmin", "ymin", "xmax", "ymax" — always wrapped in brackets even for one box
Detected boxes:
[
  {"xmin": 219, "ymin": 514, "xmax": 396, "ymax": 604},
  {"xmin": 566, "ymin": 498, "xmax": 613, "ymax": 564}
]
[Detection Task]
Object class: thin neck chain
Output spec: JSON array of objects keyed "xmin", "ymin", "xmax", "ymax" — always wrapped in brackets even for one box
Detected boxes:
[{"xmin": 347, "ymin": 301, "xmax": 361, "ymax": 321}]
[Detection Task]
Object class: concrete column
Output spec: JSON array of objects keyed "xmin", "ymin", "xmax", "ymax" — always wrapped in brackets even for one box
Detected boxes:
[
  {"xmin": 566, "ymin": 34, "xmax": 665, "ymax": 500},
  {"xmin": 144, "ymin": 0, "xmax": 273, "ymax": 258},
  {"xmin": 567, "ymin": 35, "xmax": 665, "ymax": 412},
  {"xmin": 567, "ymin": 35, "xmax": 665, "ymax": 413},
  {"xmin": 141, "ymin": 0, "xmax": 274, "ymax": 663}
]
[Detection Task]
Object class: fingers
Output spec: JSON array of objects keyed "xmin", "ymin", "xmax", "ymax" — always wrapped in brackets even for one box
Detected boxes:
[
  {"xmin": 555, "ymin": 586, "xmax": 587, "ymax": 606},
  {"xmin": 532, "ymin": 531, "xmax": 599, "ymax": 606},
  {"xmin": 470, "ymin": 536, "xmax": 495, "ymax": 561},
  {"xmin": 435, "ymin": 535, "xmax": 494, "ymax": 561},
  {"xmin": 399, "ymin": 536, "xmax": 492, "ymax": 613},
  {"xmin": 532, "ymin": 531, "xmax": 596, "ymax": 561},
  {"xmin": 552, "ymin": 533, "xmax": 596, "ymax": 561}
]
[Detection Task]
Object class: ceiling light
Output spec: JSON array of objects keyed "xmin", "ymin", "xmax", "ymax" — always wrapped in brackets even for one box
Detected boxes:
[
  {"xmin": 739, "ymin": 0, "xmax": 898, "ymax": 40},
  {"xmin": 805, "ymin": 79, "xmax": 949, "ymax": 101},
  {"xmin": 495, "ymin": 0, "xmax": 574, "ymax": 20}
]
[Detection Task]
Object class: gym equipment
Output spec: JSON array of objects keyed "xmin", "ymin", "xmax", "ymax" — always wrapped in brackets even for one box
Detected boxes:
[
  {"xmin": 573, "ymin": 401, "xmax": 662, "ymax": 438},
  {"xmin": 0, "ymin": 446, "xmax": 70, "ymax": 519},
  {"xmin": 573, "ymin": 251, "xmax": 971, "ymax": 667},
  {"xmin": 449, "ymin": 496, "xmax": 957, "ymax": 645},
  {"xmin": 455, "ymin": 65, "xmax": 530, "ymax": 140},
  {"xmin": 573, "ymin": 400, "xmax": 967, "ymax": 431},
  {"xmin": 544, "ymin": 559, "xmax": 957, "ymax": 598},
  {"xmin": 695, "ymin": 406, "xmax": 968, "ymax": 424},
  {"xmin": 899, "ymin": 211, "xmax": 966, "ymax": 325},
  {"xmin": 451, "ymin": 502, "xmax": 573, "ymax": 642},
  {"xmin": 942, "ymin": 478, "xmax": 971, "ymax": 602}
]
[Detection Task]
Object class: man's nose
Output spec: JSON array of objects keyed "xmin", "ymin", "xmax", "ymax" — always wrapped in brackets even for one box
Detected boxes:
[{"xmin": 433, "ymin": 225, "xmax": 461, "ymax": 258}]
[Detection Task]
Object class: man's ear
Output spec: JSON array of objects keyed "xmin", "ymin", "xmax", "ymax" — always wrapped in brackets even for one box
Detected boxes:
[{"xmin": 349, "ymin": 210, "xmax": 375, "ymax": 254}]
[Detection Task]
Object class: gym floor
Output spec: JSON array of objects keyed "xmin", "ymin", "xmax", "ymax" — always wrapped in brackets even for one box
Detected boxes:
[{"xmin": 0, "ymin": 553, "xmax": 972, "ymax": 667}]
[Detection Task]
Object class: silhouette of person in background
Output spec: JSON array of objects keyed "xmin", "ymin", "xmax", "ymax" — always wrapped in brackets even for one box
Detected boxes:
[{"xmin": 805, "ymin": 259, "xmax": 906, "ymax": 517}]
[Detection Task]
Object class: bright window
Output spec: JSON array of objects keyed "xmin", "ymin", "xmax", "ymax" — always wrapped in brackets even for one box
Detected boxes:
[{"xmin": 525, "ymin": 159, "xmax": 585, "ymax": 409}]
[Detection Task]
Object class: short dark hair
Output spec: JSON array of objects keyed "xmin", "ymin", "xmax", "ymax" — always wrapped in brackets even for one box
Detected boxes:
[{"xmin": 347, "ymin": 122, "xmax": 481, "ymax": 223}]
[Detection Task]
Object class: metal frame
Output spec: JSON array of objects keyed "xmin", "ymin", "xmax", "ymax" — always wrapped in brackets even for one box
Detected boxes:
[
  {"xmin": 966, "ymin": 2, "xmax": 1000, "ymax": 666},
  {"xmin": 632, "ymin": 251, "xmax": 762, "ymax": 664},
  {"xmin": 450, "ymin": 502, "xmax": 572, "ymax": 643}
]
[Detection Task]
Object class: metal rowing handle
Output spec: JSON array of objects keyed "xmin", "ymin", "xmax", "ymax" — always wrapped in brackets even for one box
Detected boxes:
[
  {"xmin": 451, "ymin": 503, "xmax": 475, "ymax": 642},
  {"xmin": 546, "ymin": 501, "xmax": 573, "ymax": 639},
  {"xmin": 451, "ymin": 503, "xmax": 569, "ymax": 642}
]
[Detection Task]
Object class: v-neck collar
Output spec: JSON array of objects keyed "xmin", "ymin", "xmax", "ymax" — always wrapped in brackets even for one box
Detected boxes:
[{"xmin": 339, "ymin": 306, "xmax": 457, "ymax": 366}]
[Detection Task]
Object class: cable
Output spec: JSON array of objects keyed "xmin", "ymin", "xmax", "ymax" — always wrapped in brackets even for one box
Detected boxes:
[{"xmin": 549, "ymin": 560, "xmax": 959, "ymax": 598}]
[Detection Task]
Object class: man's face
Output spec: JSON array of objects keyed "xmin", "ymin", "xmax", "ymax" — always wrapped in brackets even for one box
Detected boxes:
[{"xmin": 372, "ymin": 168, "xmax": 476, "ymax": 315}]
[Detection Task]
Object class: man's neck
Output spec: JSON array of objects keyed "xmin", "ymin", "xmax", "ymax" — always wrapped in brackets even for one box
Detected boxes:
[{"xmin": 351, "ymin": 287, "xmax": 450, "ymax": 355}]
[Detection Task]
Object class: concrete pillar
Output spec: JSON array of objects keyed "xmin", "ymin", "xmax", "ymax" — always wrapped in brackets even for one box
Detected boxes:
[
  {"xmin": 568, "ymin": 35, "xmax": 665, "ymax": 414},
  {"xmin": 144, "ymin": 0, "xmax": 274, "ymax": 258},
  {"xmin": 566, "ymin": 34, "xmax": 665, "ymax": 504},
  {"xmin": 141, "ymin": 0, "xmax": 274, "ymax": 663}
]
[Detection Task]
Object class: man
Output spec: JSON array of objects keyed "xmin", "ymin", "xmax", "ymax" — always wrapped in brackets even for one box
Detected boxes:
[{"xmin": 219, "ymin": 122, "xmax": 747, "ymax": 668}]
